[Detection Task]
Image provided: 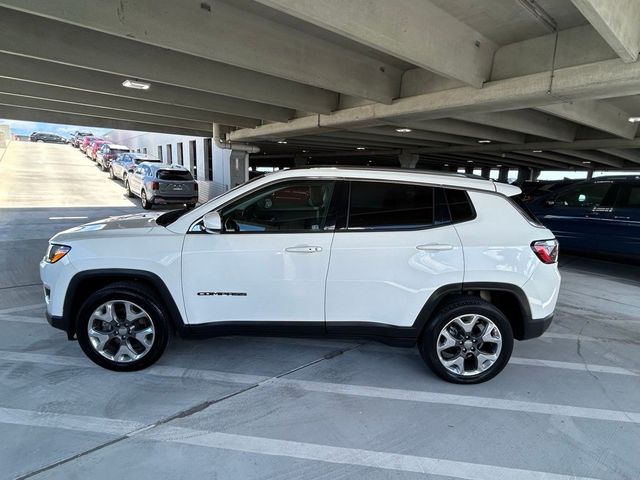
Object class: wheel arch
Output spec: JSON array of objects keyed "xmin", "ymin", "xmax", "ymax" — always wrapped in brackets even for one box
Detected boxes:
[
  {"xmin": 414, "ymin": 282, "xmax": 532, "ymax": 341},
  {"xmin": 63, "ymin": 269, "xmax": 185, "ymax": 339}
]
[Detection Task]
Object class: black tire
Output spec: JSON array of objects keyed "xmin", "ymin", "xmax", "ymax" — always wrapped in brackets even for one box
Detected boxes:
[
  {"xmin": 419, "ymin": 298, "xmax": 513, "ymax": 384},
  {"xmin": 76, "ymin": 282, "xmax": 170, "ymax": 371},
  {"xmin": 125, "ymin": 179, "xmax": 133, "ymax": 198},
  {"xmin": 141, "ymin": 190, "xmax": 153, "ymax": 209}
]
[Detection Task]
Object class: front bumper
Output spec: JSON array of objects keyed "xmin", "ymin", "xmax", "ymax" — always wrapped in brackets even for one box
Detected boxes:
[
  {"xmin": 521, "ymin": 313, "xmax": 553, "ymax": 340},
  {"xmin": 46, "ymin": 310, "xmax": 74, "ymax": 340}
]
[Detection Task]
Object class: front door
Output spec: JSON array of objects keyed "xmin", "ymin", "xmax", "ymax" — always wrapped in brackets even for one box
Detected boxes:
[{"xmin": 181, "ymin": 179, "xmax": 338, "ymax": 329}]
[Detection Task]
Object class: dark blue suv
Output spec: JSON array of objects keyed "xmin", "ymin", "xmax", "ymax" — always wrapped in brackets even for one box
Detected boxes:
[{"xmin": 526, "ymin": 176, "xmax": 640, "ymax": 260}]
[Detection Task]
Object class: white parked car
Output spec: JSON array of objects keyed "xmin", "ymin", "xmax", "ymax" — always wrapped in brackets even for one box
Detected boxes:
[{"xmin": 40, "ymin": 168, "xmax": 560, "ymax": 383}]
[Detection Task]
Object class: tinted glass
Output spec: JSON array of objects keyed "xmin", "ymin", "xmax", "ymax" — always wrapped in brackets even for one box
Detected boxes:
[
  {"xmin": 111, "ymin": 149, "xmax": 129, "ymax": 155},
  {"xmin": 445, "ymin": 189, "xmax": 475, "ymax": 223},
  {"xmin": 222, "ymin": 181, "xmax": 335, "ymax": 233},
  {"xmin": 157, "ymin": 170, "xmax": 193, "ymax": 181},
  {"xmin": 616, "ymin": 184, "xmax": 640, "ymax": 208},
  {"xmin": 554, "ymin": 182, "xmax": 612, "ymax": 207},
  {"xmin": 348, "ymin": 181, "xmax": 434, "ymax": 230}
]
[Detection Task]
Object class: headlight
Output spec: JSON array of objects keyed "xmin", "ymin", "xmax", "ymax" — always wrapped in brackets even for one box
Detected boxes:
[{"xmin": 45, "ymin": 244, "xmax": 71, "ymax": 264}]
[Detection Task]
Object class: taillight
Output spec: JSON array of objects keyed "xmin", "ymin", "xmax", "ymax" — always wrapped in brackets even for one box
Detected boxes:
[
  {"xmin": 531, "ymin": 239, "xmax": 559, "ymax": 264},
  {"xmin": 151, "ymin": 181, "xmax": 159, "ymax": 190}
]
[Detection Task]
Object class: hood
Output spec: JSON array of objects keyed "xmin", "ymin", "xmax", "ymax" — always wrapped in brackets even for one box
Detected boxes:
[{"xmin": 50, "ymin": 212, "xmax": 161, "ymax": 243}]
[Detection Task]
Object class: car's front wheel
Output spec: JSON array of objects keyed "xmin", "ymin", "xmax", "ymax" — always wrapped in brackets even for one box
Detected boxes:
[
  {"xmin": 76, "ymin": 282, "xmax": 169, "ymax": 371},
  {"xmin": 419, "ymin": 298, "xmax": 513, "ymax": 384}
]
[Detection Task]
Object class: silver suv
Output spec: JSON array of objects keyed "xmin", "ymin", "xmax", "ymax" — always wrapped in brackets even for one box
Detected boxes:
[
  {"xmin": 125, "ymin": 162, "xmax": 198, "ymax": 209},
  {"xmin": 109, "ymin": 153, "xmax": 161, "ymax": 182}
]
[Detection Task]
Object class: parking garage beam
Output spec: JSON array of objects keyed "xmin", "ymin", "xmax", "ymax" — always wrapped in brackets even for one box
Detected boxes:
[{"xmin": 498, "ymin": 166, "xmax": 509, "ymax": 182}]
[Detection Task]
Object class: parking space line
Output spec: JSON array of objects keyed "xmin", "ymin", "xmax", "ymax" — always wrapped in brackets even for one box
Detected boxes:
[
  {"xmin": 0, "ymin": 406, "xmax": 143, "ymax": 436},
  {"xmin": 0, "ymin": 314, "xmax": 45, "ymax": 324},
  {"xmin": 0, "ymin": 303, "xmax": 44, "ymax": 314},
  {"xmin": 0, "ymin": 350, "xmax": 268, "ymax": 385},
  {"xmin": 359, "ymin": 343, "xmax": 640, "ymax": 376},
  {"xmin": 0, "ymin": 406, "xmax": 603, "ymax": 480},
  {"xmin": 273, "ymin": 378, "xmax": 640, "ymax": 425},
  {"xmin": 509, "ymin": 357, "xmax": 639, "ymax": 376},
  {"xmin": 141, "ymin": 426, "xmax": 601, "ymax": 480}
]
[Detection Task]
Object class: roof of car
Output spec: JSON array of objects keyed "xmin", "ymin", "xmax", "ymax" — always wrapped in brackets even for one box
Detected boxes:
[
  {"xmin": 146, "ymin": 163, "xmax": 190, "ymax": 170},
  {"xmin": 265, "ymin": 166, "xmax": 521, "ymax": 196}
]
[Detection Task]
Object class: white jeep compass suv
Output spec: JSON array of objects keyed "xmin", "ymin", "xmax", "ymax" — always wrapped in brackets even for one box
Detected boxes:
[{"xmin": 41, "ymin": 168, "xmax": 560, "ymax": 384}]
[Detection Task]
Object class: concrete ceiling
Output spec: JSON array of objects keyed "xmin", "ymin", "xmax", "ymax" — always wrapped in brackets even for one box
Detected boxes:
[{"xmin": 1, "ymin": 0, "xmax": 640, "ymax": 171}]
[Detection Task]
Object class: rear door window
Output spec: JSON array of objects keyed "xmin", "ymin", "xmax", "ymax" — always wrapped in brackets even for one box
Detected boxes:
[
  {"xmin": 615, "ymin": 183, "xmax": 640, "ymax": 208},
  {"xmin": 444, "ymin": 189, "xmax": 475, "ymax": 223},
  {"xmin": 346, "ymin": 181, "xmax": 434, "ymax": 230},
  {"xmin": 554, "ymin": 182, "xmax": 614, "ymax": 207}
]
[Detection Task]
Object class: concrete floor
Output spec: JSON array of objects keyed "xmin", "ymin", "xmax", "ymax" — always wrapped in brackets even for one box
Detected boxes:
[{"xmin": 0, "ymin": 142, "xmax": 639, "ymax": 480}]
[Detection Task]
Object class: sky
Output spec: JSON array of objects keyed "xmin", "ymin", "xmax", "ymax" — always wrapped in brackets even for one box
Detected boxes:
[{"xmin": 0, "ymin": 119, "xmax": 111, "ymax": 138}]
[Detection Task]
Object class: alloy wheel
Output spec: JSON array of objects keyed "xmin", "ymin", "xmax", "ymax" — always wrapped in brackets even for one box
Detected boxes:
[
  {"xmin": 87, "ymin": 300, "xmax": 155, "ymax": 363},
  {"xmin": 436, "ymin": 314, "xmax": 502, "ymax": 376}
]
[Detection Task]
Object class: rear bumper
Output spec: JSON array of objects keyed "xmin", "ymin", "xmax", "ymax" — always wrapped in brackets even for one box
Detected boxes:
[
  {"xmin": 521, "ymin": 313, "xmax": 553, "ymax": 340},
  {"xmin": 152, "ymin": 195, "xmax": 198, "ymax": 205}
]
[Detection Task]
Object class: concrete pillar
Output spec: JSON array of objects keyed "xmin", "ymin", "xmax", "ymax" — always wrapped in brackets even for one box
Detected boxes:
[
  {"xmin": 464, "ymin": 165, "xmax": 474, "ymax": 174},
  {"xmin": 480, "ymin": 166, "xmax": 491, "ymax": 179},
  {"xmin": 531, "ymin": 168, "xmax": 541, "ymax": 181},
  {"xmin": 586, "ymin": 169, "xmax": 594, "ymax": 180},
  {"xmin": 293, "ymin": 154, "xmax": 307, "ymax": 168},
  {"xmin": 399, "ymin": 149, "xmax": 419, "ymax": 169},
  {"xmin": 517, "ymin": 167, "xmax": 532, "ymax": 182},
  {"xmin": 498, "ymin": 166, "xmax": 509, "ymax": 183},
  {"xmin": 446, "ymin": 165, "xmax": 458, "ymax": 172}
]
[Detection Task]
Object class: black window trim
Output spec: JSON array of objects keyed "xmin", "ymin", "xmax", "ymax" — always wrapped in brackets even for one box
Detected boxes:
[{"xmin": 187, "ymin": 175, "xmax": 494, "ymax": 234}]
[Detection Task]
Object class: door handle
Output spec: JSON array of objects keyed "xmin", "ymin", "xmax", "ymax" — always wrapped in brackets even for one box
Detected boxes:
[
  {"xmin": 416, "ymin": 243, "xmax": 453, "ymax": 251},
  {"xmin": 285, "ymin": 245, "xmax": 323, "ymax": 253}
]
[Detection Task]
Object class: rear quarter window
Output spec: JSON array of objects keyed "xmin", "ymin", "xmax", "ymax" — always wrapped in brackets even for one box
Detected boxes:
[{"xmin": 444, "ymin": 189, "xmax": 475, "ymax": 223}]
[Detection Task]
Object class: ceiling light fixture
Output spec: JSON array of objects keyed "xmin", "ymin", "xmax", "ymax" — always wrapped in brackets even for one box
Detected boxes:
[
  {"xmin": 496, "ymin": 164, "xmax": 502, "ymax": 167},
  {"xmin": 277, "ymin": 140, "xmax": 287, "ymax": 144},
  {"xmin": 628, "ymin": 117, "xmax": 640, "ymax": 123},
  {"xmin": 444, "ymin": 164, "xmax": 449, "ymax": 167},
  {"xmin": 533, "ymin": 149, "xmax": 543, "ymax": 153},
  {"xmin": 582, "ymin": 161, "xmax": 591, "ymax": 164},
  {"xmin": 467, "ymin": 160, "xmax": 474, "ymax": 163},
  {"xmin": 395, "ymin": 128, "xmax": 412, "ymax": 133},
  {"xmin": 478, "ymin": 139, "xmax": 491, "ymax": 144},
  {"xmin": 356, "ymin": 147, "xmax": 366, "ymax": 150},
  {"xmin": 122, "ymin": 79, "xmax": 151, "ymax": 90}
]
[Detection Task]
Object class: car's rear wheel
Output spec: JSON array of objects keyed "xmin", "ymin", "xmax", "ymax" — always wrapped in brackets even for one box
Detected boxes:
[
  {"xmin": 76, "ymin": 282, "xmax": 169, "ymax": 371},
  {"xmin": 419, "ymin": 298, "xmax": 513, "ymax": 384},
  {"xmin": 141, "ymin": 190, "xmax": 152, "ymax": 209},
  {"xmin": 125, "ymin": 179, "xmax": 133, "ymax": 198}
]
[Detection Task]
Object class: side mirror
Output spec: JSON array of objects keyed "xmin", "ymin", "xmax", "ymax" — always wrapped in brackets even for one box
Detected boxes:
[
  {"xmin": 202, "ymin": 211, "xmax": 222, "ymax": 233},
  {"xmin": 128, "ymin": 168, "xmax": 134, "ymax": 173}
]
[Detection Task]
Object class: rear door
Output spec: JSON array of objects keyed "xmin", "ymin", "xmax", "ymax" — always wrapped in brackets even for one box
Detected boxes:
[
  {"xmin": 536, "ymin": 181, "xmax": 616, "ymax": 252},
  {"xmin": 600, "ymin": 182, "xmax": 640, "ymax": 257},
  {"xmin": 325, "ymin": 181, "xmax": 463, "ymax": 332}
]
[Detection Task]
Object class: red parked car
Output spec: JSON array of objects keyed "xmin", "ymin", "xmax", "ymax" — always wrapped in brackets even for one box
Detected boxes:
[
  {"xmin": 88, "ymin": 139, "xmax": 108, "ymax": 161},
  {"xmin": 80, "ymin": 136, "xmax": 100, "ymax": 153}
]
